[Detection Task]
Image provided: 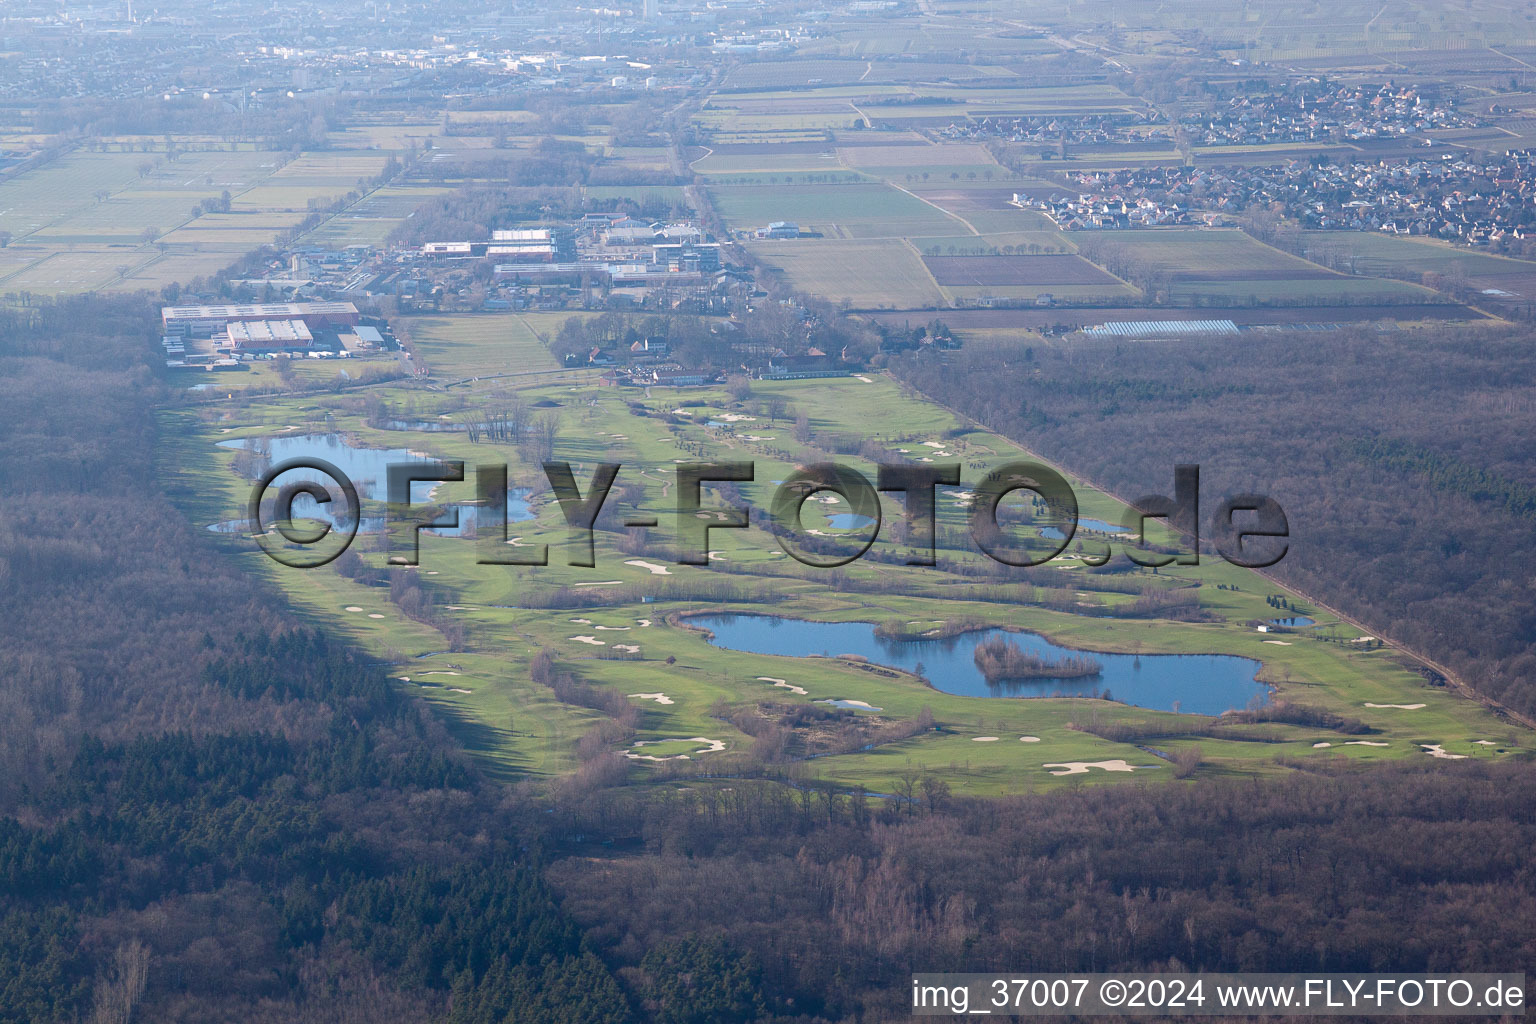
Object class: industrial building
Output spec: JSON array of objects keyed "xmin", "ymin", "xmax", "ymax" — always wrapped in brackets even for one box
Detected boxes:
[
  {"xmin": 225, "ymin": 319, "xmax": 314, "ymax": 353},
  {"xmin": 161, "ymin": 301, "xmax": 360, "ymax": 337},
  {"xmin": 756, "ymin": 221, "xmax": 800, "ymax": 239}
]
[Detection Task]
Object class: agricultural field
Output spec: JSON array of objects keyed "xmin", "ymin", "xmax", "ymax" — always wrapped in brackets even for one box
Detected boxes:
[
  {"xmin": 915, "ymin": 253, "xmax": 1136, "ymax": 303},
  {"xmin": 707, "ymin": 181, "xmax": 965, "ymax": 237},
  {"xmin": 409, "ymin": 312, "xmax": 565, "ymax": 380},
  {"xmin": 180, "ymin": 355, "xmax": 1525, "ymax": 797},
  {"xmin": 748, "ymin": 239, "xmax": 948, "ymax": 308},
  {"xmin": 1076, "ymin": 229, "xmax": 1443, "ymax": 304},
  {"xmin": 0, "ymin": 142, "xmax": 391, "ymax": 295},
  {"xmin": 300, "ymin": 184, "xmax": 457, "ymax": 247},
  {"xmin": 1297, "ymin": 230, "xmax": 1536, "ymax": 302}
]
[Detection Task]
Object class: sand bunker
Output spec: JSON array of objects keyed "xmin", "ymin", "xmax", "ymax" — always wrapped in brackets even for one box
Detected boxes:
[
  {"xmin": 1019, "ymin": 736, "xmax": 1041, "ymax": 742},
  {"xmin": 419, "ymin": 670, "xmax": 460, "ymax": 676},
  {"xmin": 629, "ymin": 692, "xmax": 674, "ymax": 705},
  {"xmin": 1313, "ymin": 742, "xmax": 1333, "ymax": 748},
  {"xmin": 1421, "ymin": 743, "xmax": 1467, "ymax": 760},
  {"xmin": 595, "ymin": 625, "xmax": 631, "ymax": 631},
  {"xmin": 817, "ymin": 698, "xmax": 882, "ymax": 711},
  {"xmin": 1044, "ymin": 760, "xmax": 1153, "ymax": 776},
  {"xmin": 757, "ymin": 676, "xmax": 808, "ymax": 695},
  {"xmin": 1346, "ymin": 740, "xmax": 1390, "ymax": 747},
  {"xmin": 1263, "ymin": 640, "xmax": 1293, "ymax": 646},
  {"xmin": 447, "ymin": 688, "xmax": 471, "ymax": 694},
  {"xmin": 972, "ymin": 736, "xmax": 1000, "ymax": 742},
  {"xmin": 1365, "ymin": 702, "xmax": 1426, "ymax": 710},
  {"xmin": 715, "ymin": 413, "xmax": 756, "ymax": 422},
  {"xmin": 922, "ymin": 441, "xmax": 946, "ymax": 448},
  {"xmin": 344, "ymin": 606, "xmax": 363, "ymax": 612},
  {"xmin": 625, "ymin": 559, "xmax": 672, "ymax": 575},
  {"xmin": 612, "ymin": 644, "xmax": 641, "ymax": 653},
  {"xmin": 636, "ymin": 619, "xmax": 652, "ymax": 627},
  {"xmin": 367, "ymin": 613, "xmax": 386, "ymax": 619},
  {"xmin": 1474, "ymin": 740, "xmax": 1497, "ymax": 746},
  {"xmin": 625, "ymin": 737, "xmax": 726, "ymax": 761},
  {"xmin": 569, "ymin": 617, "xmax": 592, "ymax": 624},
  {"xmin": 574, "ymin": 580, "xmax": 623, "ymax": 587},
  {"xmin": 569, "ymin": 635, "xmax": 605, "ymax": 646},
  {"xmin": 855, "ymin": 375, "xmax": 874, "ymax": 383}
]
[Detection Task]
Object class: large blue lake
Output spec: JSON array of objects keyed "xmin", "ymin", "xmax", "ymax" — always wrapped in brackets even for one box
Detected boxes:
[
  {"xmin": 216, "ymin": 433, "xmax": 532, "ymax": 535},
  {"xmin": 691, "ymin": 614, "xmax": 1269, "ymax": 715}
]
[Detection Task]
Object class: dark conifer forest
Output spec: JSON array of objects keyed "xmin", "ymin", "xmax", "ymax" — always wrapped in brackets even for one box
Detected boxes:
[{"xmin": 894, "ymin": 328, "xmax": 1536, "ymax": 723}]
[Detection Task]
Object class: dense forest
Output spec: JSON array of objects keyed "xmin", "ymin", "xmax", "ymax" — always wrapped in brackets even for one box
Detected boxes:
[
  {"xmin": 550, "ymin": 762, "xmax": 1536, "ymax": 1019},
  {"xmin": 4, "ymin": 297, "xmax": 1535, "ymax": 1020},
  {"xmin": 893, "ymin": 326, "xmax": 1536, "ymax": 724},
  {"xmin": 0, "ymin": 297, "xmax": 631, "ymax": 1022}
]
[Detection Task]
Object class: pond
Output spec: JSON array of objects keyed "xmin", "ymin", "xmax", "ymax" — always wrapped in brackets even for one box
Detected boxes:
[
  {"xmin": 1267, "ymin": 616, "xmax": 1315, "ymax": 628},
  {"xmin": 691, "ymin": 614, "xmax": 1269, "ymax": 715},
  {"xmin": 215, "ymin": 433, "xmax": 533, "ymax": 535},
  {"xmin": 1040, "ymin": 517, "xmax": 1132, "ymax": 540}
]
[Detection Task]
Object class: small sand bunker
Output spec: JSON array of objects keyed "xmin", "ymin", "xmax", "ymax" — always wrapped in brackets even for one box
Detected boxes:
[
  {"xmin": 1019, "ymin": 736, "xmax": 1041, "ymax": 743},
  {"xmin": 625, "ymin": 559, "xmax": 672, "ymax": 575},
  {"xmin": 706, "ymin": 550, "xmax": 728, "ymax": 560},
  {"xmin": 758, "ymin": 676, "xmax": 807, "ymax": 695},
  {"xmin": 855, "ymin": 374, "xmax": 874, "ymax": 383},
  {"xmin": 922, "ymin": 441, "xmax": 946, "ymax": 448},
  {"xmin": 1044, "ymin": 760, "xmax": 1153, "ymax": 776},
  {"xmin": 447, "ymin": 688, "xmax": 471, "ymax": 694},
  {"xmin": 569, "ymin": 617, "xmax": 592, "ymax": 624},
  {"xmin": 1263, "ymin": 640, "xmax": 1293, "ymax": 646},
  {"xmin": 569, "ymin": 635, "xmax": 605, "ymax": 646},
  {"xmin": 817, "ymin": 698, "xmax": 881, "ymax": 711},
  {"xmin": 367, "ymin": 613, "xmax": 386, "ymax": 619},
  {"xmin": 1365, "ymin": 702, "xmax": 1426, "ymax": 710},
  {"xmin": 972, "ymin": 736, "xmax": 1000, "ymax": 742},
  {"xmin": 629, "ymin": 692, "xmax": 674, "ymax": 705},
  {"xmin": 612, "ymin": 644, "xmax": 641, "ymax": 653},
  {"xmin": 419, "ymin": 670, "xmax": 460, "ymax": 676},
  {"xmin": 344, "ymin": 606, "xmax": 363, "ymax": 612},
  {"xmin": 625, "ymin": 737, "xmax": 726, "ymax": 761},
  {"xmin": 636, "ymin": 619, "xmax": 652, "ymax": 627},
  {"xmin": 1347, "ymin": 740, "xmax": 1390, "ymax": 747},
  {"xmin": 1313, "ymin": 742, "xmax": 1333, "ymax": 748},
  {"xmin": 595, "ymin": 625, "xmax": 631, "ymax": 631},
  {"xmin": 1421, "ymin": 743, "xmax": 1467, "ymax": 760},
  {"xmin": 1473, "ymin": 740, "xmax": 1497, "ymax": 746},
  {"xmin": 574, "ymin": 580, "xmax": 623, "ymax": 587},
  {"xmin": 715, "ymin": 413, "xmax": 756, "ymax": 422}
]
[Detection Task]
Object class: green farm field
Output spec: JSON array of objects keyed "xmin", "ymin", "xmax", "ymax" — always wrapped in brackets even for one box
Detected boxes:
[{"xmin": 176, "ymin": 350, "xmax": 1527, "ymax": 798}]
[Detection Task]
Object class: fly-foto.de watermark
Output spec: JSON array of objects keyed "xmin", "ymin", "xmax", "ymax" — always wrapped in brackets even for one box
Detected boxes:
[{"xmin": 247, "ymin": 459, "xmax": 1289, "ymax": 571}]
